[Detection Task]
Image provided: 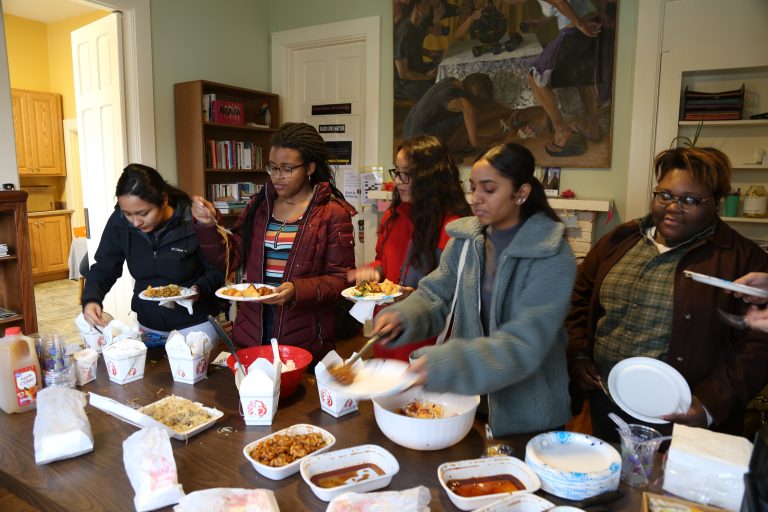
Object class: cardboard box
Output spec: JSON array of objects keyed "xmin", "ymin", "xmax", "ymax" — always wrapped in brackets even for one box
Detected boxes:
[
  {"xmin": 165, "ymin": 331, "xmax": 212, "ymax": 385},
  {"xmin": 102, "ymin": 339, "xmax": 147, "ymax": 385},
  {"xmin": 238, "ymin": 358, "xmax": 281, "ymax": 425},
  {"xmin": 73, "ymin": 348, "xmax": 98, "ymax": 386},
  {"xmin": 314, "ymin": 352, "xmax": 360, "ymax": 418}
]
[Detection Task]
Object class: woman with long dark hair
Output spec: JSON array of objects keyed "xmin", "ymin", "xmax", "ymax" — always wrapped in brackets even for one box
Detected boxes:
[
  {"xmin": 192, "ymin": 122, "xmax": 356, "ymax": 363},
  {"xmin": 373, "ymin": 143, "xmax": 576, "ymax": 435},
  {"xmin": 350, "ymin": 135, "xmax": 470, "ymax": 360},
  {"xmin": 81, "ymin": 163, "xmax": 224, "ymax": 340}
]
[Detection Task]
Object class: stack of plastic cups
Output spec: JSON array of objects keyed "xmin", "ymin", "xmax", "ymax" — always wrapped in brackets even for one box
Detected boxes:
[{"xmin": 42, "ymin": 334, "xmax": 75, "ymax": 388}]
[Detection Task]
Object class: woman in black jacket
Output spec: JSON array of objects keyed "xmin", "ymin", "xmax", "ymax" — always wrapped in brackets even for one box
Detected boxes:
[{"xmin": 81, "ymin": 164, "xmax": 223, "ymax": 339}]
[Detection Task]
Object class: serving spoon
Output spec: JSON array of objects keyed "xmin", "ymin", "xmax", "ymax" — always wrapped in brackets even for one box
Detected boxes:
[
  {"xmin": 328, "ymin": 333, "xmax": 381, "ymax": 384},
  {"xmin": 207, "ymin": 315, "xmax": 246, "ymax": 380}
]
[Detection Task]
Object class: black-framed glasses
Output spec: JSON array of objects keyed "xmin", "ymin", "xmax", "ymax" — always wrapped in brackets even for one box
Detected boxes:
[
  {"xmin": 264, "ymin": 163, "xmax": 305, "ymax": 178},
  {"xmin": 652, "ymin": 190, "xmax": 713, "ymax": 212},
  {"xmin": 388, "ymin": 168, "xmax": 411, "ymax": 184}
]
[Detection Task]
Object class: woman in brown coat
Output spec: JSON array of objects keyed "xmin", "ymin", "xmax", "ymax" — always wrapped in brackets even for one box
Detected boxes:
[{"xmin": 192, "ymin": 123, "xmax": 356, "ymax": 362}]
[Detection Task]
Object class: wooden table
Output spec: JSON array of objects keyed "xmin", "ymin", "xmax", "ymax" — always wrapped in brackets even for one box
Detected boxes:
[{"xmin": 0, "ymin": 354, "xmax": 651, "ymax": 511}]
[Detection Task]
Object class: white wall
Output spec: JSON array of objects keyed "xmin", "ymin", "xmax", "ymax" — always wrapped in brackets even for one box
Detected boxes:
[
  {"xmin": 663, "ymin": 0, "xmax": 768, "ymax": 50},
  {"xmin": 0, "ymin": 3, "xmax": 18, "ymax": 189}
]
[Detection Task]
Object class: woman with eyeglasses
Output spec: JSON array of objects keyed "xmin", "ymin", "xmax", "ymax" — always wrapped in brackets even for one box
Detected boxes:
[
  {"xmin": 372, "ymin": 143, "xmax": 576, "ymax": 436},
  {"xmin": 348, "ymin": 135, "xmax": 471, "ymax": 360},
  {"xmin": 191, "ymin": 122, "xmax": 356, "ymax": 363},
  {"xmin": 567, "ymin": 146, "xmax": 768, "ymax": 441}
]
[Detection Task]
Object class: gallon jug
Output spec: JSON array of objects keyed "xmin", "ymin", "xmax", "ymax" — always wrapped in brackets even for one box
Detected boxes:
[{"xmin": 0, "ymin": 326, "xmax": 42, "ymax": 413}]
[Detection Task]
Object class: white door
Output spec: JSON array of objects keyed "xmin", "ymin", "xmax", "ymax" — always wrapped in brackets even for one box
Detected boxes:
[
  {"xmin": 72, "ymin": 13, "xmax": 134, "ymax": 323},
  {"xmin": 272, "ymin": 17, "xmax": 380, "ymax": 265}
]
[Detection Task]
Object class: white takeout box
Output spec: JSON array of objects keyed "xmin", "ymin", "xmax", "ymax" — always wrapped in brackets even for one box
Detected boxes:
[
  {"xmin": 75, "ymin": 312, "xmax": 113, "ymax": 353},
  {"xmin": 315, "ymin": 351, "xmax": 360, "ymax": 418},
  {"xmin": 73, "ymin": 347, "xmax": 98, "ymax": 386},
  {"xmin": 102, "ymin": 338, "xmax": 147, "ymax": 384},
  {"xmin": 238, "ymin": 357, "xmax": 281, "ymax": 425},
  {"xmin": 165, "ymin": 330, "xmax": 212, "ymax": 385}
]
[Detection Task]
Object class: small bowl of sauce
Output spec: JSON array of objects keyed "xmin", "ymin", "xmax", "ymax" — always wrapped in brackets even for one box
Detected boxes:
[
  {"xmin": 447, "ymin": 473, "xmax": 526, "ymax": 498},
  {"xmin": 310, "ymin": 462, "xmax": 386, "ymax": 489}
]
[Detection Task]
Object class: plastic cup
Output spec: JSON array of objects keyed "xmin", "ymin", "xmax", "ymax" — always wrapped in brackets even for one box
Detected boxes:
[
  {"xmin": 42, "ymin": 334, "xmax": 67, "ymax": 372},
  {"xmin": 620, "ymin": 424, "xmax": 662, "ymax": 487}
]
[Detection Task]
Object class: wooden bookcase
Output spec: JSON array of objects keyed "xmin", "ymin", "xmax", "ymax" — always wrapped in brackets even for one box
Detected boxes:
[
  {"xmin": 0, "ymin": 191, "xmax": 38, "ymax": 335},
  {"xmin": 174, "ymin": 80, "xmax": 279, "ymax": 222}
]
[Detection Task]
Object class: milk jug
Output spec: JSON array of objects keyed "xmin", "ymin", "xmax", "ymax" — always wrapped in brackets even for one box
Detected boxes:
[{"xmin": 0, "ymin": 327, "xmax": 42, "ymax": 413}]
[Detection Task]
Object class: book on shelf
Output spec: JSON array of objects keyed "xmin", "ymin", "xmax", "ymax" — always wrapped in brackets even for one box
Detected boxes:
[
  {"xmin": 202, "ymin": 93, "xmax": 216, "ymax": 121},
  {"xmin": 205, "ymin": 140, "xmax": 263, "ymax": 170},
  {"xmin": 211, "ymin": 99, "xmax": 244, "ymax": 126},
  {"xmin": 0, "ymin": 306, "xmax": 18, "ymax": 319}
]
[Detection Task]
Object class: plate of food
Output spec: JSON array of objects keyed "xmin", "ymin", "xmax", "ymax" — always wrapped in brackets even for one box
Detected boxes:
[
  {"xmin": 215, "ymin": 283, "xmax": 278, "ymax": 301},
  {"xmin": 138, "ymin": 395, "xmax": 223, "ymax": 440},
  {"xmin": 324, "ymin": 359, "xmax": 418, "ymax": 400},
  {"xmin": 138, "ymin": 284, "xmax": 197, "ymax": 301},
  {"xmin": 341, "ymin": 279, "xmax": 402, "ymax": 302}
]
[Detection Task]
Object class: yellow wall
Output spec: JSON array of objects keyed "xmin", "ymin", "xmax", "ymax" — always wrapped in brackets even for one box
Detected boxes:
[{"xmin": 3, "ymin": 14, "xmax": 49, "ymax": 90}]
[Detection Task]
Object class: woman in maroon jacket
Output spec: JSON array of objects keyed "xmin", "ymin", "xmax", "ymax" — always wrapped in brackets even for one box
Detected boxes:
[{"xmin": 192, "ymin": 123, "xmax": 356, "ymax": 362}]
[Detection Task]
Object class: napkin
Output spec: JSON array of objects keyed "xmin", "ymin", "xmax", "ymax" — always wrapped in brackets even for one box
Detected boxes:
[
  {"xmin": 159, "ymin": 297, "xmax": 194, "ymax": 315},
  {"xmin": 350, "ymin": 300, "xmax": 377, "ymax": 323}
]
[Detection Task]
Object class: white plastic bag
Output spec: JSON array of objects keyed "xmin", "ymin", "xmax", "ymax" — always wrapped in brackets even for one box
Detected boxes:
[
  {"xmin": 326, "ymin": 486, "xmax": 431, "ymax": 512},
  {"xmin": 174, "ymin": 488, "xmax": 279, "ymax": 512},
  {"xmin": 123, "ymin": 427, "xmax": 185, "ymax": 512},
  {"xmin": 33, "ymin": 387, "xmax": 93, "ymax": 464}
]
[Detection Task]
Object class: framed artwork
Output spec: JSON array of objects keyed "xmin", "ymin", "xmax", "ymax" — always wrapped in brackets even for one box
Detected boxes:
[{"xmin": 393, "ymin": 0, "xmax": 618, "ymax": 168}]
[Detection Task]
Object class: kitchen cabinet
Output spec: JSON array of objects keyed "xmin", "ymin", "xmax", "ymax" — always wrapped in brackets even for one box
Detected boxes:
[
  {"xmin": 28, "ymin": 211, "xmax": 71, "ymax": 283},
  {"xmin": 11, "ymin": 89, "xmax": 67, "ymax": 176}
]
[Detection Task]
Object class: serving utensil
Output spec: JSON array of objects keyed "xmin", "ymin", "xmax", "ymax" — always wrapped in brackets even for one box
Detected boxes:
[
  {"xmin": 609, "ymin": 412, "xmax": 649, "ymax": 486},
  {"xmin": 328, "ymin": 333, "xmax": 381, "ymax": 384},
  {"xmin": 597, "ymin": 375, "xmax": 620, "ymax": 408},
  {"xmin": 207, "ymin": 315, "xmax": 246, "ymax": 379},
  {"xmin": 717, "ymin": 308, "xmax": 749, "ymax": 330}
]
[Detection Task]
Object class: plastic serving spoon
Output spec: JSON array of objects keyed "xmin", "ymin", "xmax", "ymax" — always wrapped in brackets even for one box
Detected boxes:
[{"xmin": 207, "ymin": 315, "xmax": 246, "ymax": 379}]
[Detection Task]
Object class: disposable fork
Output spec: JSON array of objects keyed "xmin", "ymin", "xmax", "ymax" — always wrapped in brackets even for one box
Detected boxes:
[{"xmin": 717, "ymin": 308, "xmax": 749, "ymax": 330}]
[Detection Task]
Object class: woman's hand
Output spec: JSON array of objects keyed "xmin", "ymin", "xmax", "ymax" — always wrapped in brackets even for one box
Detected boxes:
[
  {"xmin": 407, "ymin": 355, "xmax": 428, "ymax": 387},
  {"xmin": 347, "ymin": 266, "xmax": 380, "ymax": 284},
  {"xmin": 577, "ymin": 19, "xmax": 602, "ymax": 37},
  {"xmin": 190, "ymin": 285, "xmax": 201, "ymax": 303},
  {"xmin": 372, "ymin": 310, "xmax": 404, "ymax": 343},
  {"xmin": 191, "ymin": 195, "xmax": 216, "ymax": 226},
  {"xmin": 83, "ymin": 302, "xmax": 107, "ymax": 328},
  {"xmin": 660, "ymin": 395, "xmax": 708, "ymax": 428},
  {"xmin": 730, "ymin": 272, "xmax": 768, "ymax": 304},
  {"xmin": 745, "ymin": 306, "xmax": 768, "ymax": 333},
  {"xmin": 262, "ymin": 282, "xmax": 295, "ymax": 306}
]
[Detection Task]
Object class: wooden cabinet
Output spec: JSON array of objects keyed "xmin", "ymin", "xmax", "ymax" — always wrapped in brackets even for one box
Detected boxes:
[
  {"xmin": 28, "ymin": 212, "xmax": 71, "ymax": 283},
  {"xmin": 174, "ymin": 80, "xmax": 279, "ymax": 224},
  {"xmin": 0, "ymin": 192, "xmax": 38, "ymax": 335},
  {"xmin": 11, "ymin": 89, "xmax": 66, "ymax": 176}
]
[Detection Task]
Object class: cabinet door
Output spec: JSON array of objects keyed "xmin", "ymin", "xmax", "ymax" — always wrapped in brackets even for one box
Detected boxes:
[
  {"xmin": 28, "ymin": 221, "xmax": 43, "ymax": 276},
  {"xmin": 11, "ymin": 91, "xmax": 34, "ymax": 175},
  {"xmin": 26, "ymin": 92, "xmax": 66, "ymax": 176},
  {"xmin": 38, "ymin": 215, "xmax": 70, "ymax": 273}
]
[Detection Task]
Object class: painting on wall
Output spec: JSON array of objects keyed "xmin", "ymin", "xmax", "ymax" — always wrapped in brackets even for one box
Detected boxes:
[{"xmin": 393, "ymin": 0, "xmax": 618, "ymax": 169}]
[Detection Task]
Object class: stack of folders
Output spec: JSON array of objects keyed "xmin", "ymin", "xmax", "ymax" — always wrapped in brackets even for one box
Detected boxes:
[{"xmin": 680, "ymin": 84, "xmax": 744, "ymax": 121}]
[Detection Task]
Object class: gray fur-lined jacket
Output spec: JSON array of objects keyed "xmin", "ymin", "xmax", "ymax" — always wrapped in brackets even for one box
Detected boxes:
[{"xmin": 385, "ymin": 213, "xmax": 576, "ymax": 435}]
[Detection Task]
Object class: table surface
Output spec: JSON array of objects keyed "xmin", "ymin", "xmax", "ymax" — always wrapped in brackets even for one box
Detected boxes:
[{"xmin": 0, "ymin": 354, "xmax": 653, "ymax": 511}]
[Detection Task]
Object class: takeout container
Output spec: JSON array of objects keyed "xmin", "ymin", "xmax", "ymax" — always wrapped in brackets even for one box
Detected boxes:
[
  {"xmin": 525, "ymin": 432, "xmax": 620, "ymax": 501},
  {"xmin": 238, "ymin": 357, "xmax": 280, "ymax": 425},
  {"xmin": 73, "ymin": 348, "xmax": 98, "ymax": 386},
  {"xmin": 75, "ymin": 312, "xmax": 113, "ymax": 353},
  {"xmin": 101, "ymin": 339, "xmax": 147, "ymax": 385},
  {"xmin": 300, "ymin": 444, "xmax": 399, "ymax": 501},
  {"xmin": 243, "ymin": 424, "xmax": 336, "ymax": 480},
  {"xmin": 372, "ymin": 387, "xmax": 480, "ymax": 450},
  {"xmin": 226, "ymin": 344, "xmax": 312, "ymax": 398},
  {"xmin": 473, "ymin": 493, "xmax": 555, "ymax": 512},
  {"xmin": 314, "ymin": 351, "xmax": 360, "ymax": 417},
  {"xmin": 438, "ymin": 456, "xmax": 541, "ymax": 510},
  {"xmin": 165, "ymin": 330, "xmax": 213, "ymax": 385}
]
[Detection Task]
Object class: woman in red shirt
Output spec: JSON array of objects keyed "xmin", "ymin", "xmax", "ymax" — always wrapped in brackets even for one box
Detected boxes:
[{"xmin": 350, "ymin": 134, "xmax": 471, "ymax": 360}]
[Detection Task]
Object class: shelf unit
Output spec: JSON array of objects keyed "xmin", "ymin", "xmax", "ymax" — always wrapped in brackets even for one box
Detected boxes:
[
  {"xmin": 0, "ymin": 191, "xmax": 38, "ymax": 335},
  {"xmin": 174, "ymin": 80, "xmax": 280, "ymax": 222},
  {"xmin": 655, "ymin": 45, "xmax": 768, "ymax": 242}
]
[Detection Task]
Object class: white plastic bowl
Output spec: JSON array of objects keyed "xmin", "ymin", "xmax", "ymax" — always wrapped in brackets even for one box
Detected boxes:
[
  {"xmin": 524, "ymin": 431, "xmax": 620, "ymax": 501},
  {"xmin": 438, "ymin": 456, "xmax": 541, "ymax": 511},
  {"xmin": 300, "ymin": 444, "xmax": 399, "ymax": 501},
  {"xmin": 372, "ymin": 388, "xmax": 480, "ymax": 451},
  {"xmin": 243, "ymin": 424, "xmax": 336, "ymax": 480}
]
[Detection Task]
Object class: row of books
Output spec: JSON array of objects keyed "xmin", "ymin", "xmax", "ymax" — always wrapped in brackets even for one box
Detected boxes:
[
  {"xmin": 207, "ymin": 182, "xmax": 263, "ymax": 203},
  {"xmin": 205, "ymin": 140, "xmax": 263, "ymax": 170},
  {"xmin": 0, "ymin": 307, "xmax": 17, "ymax": 319},
  {"xmin": 0, "ymin": 243, "xmax": 7, "ymax": 257},
  {"xmin": 680, "ymin": 84, "xmax": 744, "ymax": 121},
  {"xmin": 213, "ymin": 200, "xmax": 249, "ymax": 214},
  {"xmin": 202, "ymin": 94, "xmax": 245, "ymax": 126}
]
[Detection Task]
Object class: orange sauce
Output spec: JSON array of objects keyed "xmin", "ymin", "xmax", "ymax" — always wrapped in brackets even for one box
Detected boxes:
[
  {"xmin": 446, "ymin": 474, "xmax": 525, "ymax": 498},
  {"xmin": 310, "ymin": 463, "xmax": 385, "ymax": 489}
]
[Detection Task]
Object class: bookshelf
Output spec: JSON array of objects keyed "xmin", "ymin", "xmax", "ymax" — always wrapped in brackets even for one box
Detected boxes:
[
  {"xmin": 174, "ymin": 80, "xmax": 280, "ymax": 221},
  {"xmin": 0, "ymin": 191, "xmax": 38, "ymax": 335}
]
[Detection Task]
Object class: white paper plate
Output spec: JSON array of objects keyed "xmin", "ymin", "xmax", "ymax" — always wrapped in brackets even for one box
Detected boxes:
[
  {"xmin": 341, "ymin": 285, "xmax": 402, "ymax": 303},
  {"xmin": 607, "ymin": 357, "xmax": 691, "ymax": 424},
  {"xmin": 323, "ymin": 359, "xmax": 418, "ymax": 399},
  {"xmin": 215, "ymin": 283, "xmax": 278, "ymax": 302},
  {"xmin": 683, "ymin": 270, "xmax": 768, "ymax": 298},
  {"xmin": 138, "ymin": 286, "xmax": 197, "ymax": 302}
]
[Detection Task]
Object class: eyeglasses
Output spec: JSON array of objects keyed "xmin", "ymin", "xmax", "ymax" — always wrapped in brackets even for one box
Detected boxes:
[
  {"xmin": 652, "ymin": 190, "xmax": 713, "ymax": 212},
  {"xmin": 388, "ymin": 168, "xmax": 411, "ymax": 184},
  {"xmin": 264, "ymin": 163, "xmax": 305, "ymax": 178}
]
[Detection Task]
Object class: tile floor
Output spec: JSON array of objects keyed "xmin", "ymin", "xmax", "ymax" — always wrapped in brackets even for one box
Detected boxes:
[{"xmin": 32, "ymin": 278, "xmax": 82, "ymax": 342}]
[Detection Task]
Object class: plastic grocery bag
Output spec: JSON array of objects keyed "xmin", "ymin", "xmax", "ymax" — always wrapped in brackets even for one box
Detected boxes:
[
  {"xmin": 33, "ymin": 387, "xmax": 93, "ymax": 464},
  {"xmin": 123, "ymin": 427, "xmax": 185, "ymax": 512},
  {"xmin": 326, "ymin": 485, "xmax": 431, "ymax": 512},
  {"xmin": 174, "ymin": 488, "xmax": 279, "ymax": 512}
]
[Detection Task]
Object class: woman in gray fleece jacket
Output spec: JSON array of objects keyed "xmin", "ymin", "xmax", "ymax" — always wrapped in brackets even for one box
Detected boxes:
[{"xmin": 374, "ymin": 143, "xmax": 576, "ymax": 436}]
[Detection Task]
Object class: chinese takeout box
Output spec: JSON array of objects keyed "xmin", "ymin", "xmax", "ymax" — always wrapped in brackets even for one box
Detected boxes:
[
  {"xmin": 73, "ymin": 347, "xmax": 98, "ymax": 386},
  {"xmin": 315, "ymin": 351, "xmax": 360, "ymax": 418},
  {"xmin": 238, "ymin": 358, "xmax": 281, "ymax": 425},
  {"xmin": 165, "ymin": 330, "xmax": 212, "ymax": 385},
  {"xmin": 663, "ymin": 424, "xmax": 753, "ymax": 511},
  {"xmin": 102, "ymin": 339, "xmax": 147, "ymax": 385},
  {"xmin": 74, "ymin": 312, "xmax": 112, "ymax": 353}
]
